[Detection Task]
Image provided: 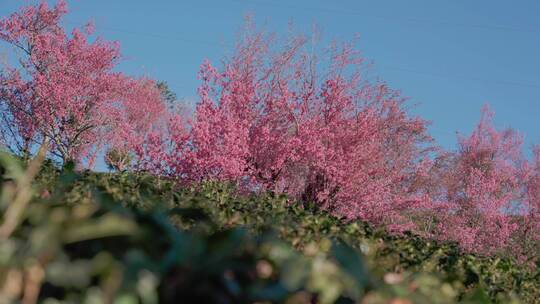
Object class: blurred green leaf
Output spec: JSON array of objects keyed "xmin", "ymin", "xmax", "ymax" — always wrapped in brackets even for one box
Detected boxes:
[
  {"xmin": 331, "ymin": 241, "xmax": 370, "ymax": 289},
  {"xmin": 62, "ymin": 213, "xmax": 138, "ymax": 243},
  {"xmin": 47, "ymin": 259, "xmax": 93, "ymax": 288}
]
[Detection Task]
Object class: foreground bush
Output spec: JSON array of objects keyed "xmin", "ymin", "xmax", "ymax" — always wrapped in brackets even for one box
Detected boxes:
[{"xmin": 1, "ymin": 153, "xmax": 538, "ymax": 303}]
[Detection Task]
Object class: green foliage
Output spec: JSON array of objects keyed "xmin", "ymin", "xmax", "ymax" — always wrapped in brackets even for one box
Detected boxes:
[
  {"xmin": 105, "ymin": 148, "xmax": 133, "ymax": 172},
  {"xmin": 156, "ymin": 81, "xmax": 178, "ymax": 112},
  {"xmin": 0, "ymin": 155, "xmax": 538, "ymax": 303}
]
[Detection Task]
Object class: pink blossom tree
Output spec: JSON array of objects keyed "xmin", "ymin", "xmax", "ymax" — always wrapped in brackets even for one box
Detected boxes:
[
  {"xmin": 431, "ymin": 106, "xmax": 530, "ymax": 255},
  {"xmin": 190, "ymin": 25, "xmax": 433, "ymax": 232},
  {"xmin": 512, "ymin": 146, "xmax": 540, "ymax": 263},
  {"xmin": 0, "ymin": 1, "xmax": 166, "ymax": 167},
  {"xmin": 111, "ymin": 104, "xmax": 190, "ymax": 176}
]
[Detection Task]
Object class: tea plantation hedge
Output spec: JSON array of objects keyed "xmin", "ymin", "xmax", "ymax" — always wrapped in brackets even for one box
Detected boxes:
[{"xmin": 0, "ymin": 154, "xmax": 538, "ymax": 303}]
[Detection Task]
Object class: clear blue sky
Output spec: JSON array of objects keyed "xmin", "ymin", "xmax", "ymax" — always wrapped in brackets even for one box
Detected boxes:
[{"xmin": 2, "ymin": 0, "xmax": 540, "ymax": 153}]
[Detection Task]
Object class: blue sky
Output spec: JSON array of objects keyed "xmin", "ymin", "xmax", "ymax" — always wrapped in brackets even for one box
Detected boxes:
[{"xmin": 1, "ymin": 0, "xmax": 540, "ymax": 154}]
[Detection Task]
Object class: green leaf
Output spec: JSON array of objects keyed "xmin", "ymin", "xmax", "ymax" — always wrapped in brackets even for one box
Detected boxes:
[
  {"xmin": 62, "ymin": 213, "xmax": 138, "ymax": 243},
  {"xmin": 331, "ymin": 241, "xmax": 370, "ymax": 289}
]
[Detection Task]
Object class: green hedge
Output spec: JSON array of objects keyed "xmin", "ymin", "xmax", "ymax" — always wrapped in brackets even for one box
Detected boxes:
[{"xmin": 0, "ymin": 154, "xmax": 538, "ymax": 303}]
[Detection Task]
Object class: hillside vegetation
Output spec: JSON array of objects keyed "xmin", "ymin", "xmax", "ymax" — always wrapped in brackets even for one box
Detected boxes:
[
  {"xmin": 2, "ymin": 0, "xmax": 540, "ymax": 266},
  {"xmin": 1, "ymin": 153, "xmax": 538, "ymax": 303},
  {"xmin": 1, "ymin": 2, "xmax": 540, "ymax": 303}
]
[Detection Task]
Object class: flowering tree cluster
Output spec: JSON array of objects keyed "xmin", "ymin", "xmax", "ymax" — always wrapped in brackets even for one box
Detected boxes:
[
  {"xmin": 184, "ymin": 28, "xmax": 539, "ymax": 261},
  {"xmin": 1, "ymin": 1, "xmax": 538, "ymax": 263},
  {"xmin": 0, "ymin": 0, "xmax": 170, "ymax": 167}
]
